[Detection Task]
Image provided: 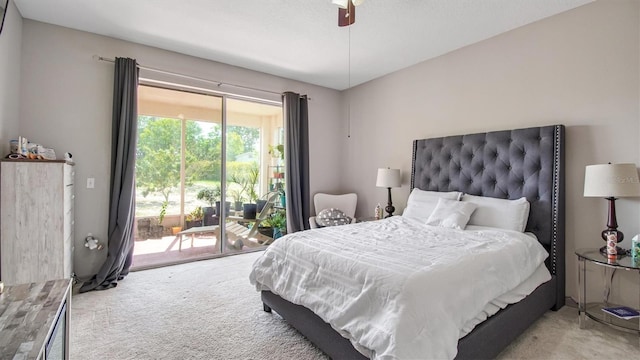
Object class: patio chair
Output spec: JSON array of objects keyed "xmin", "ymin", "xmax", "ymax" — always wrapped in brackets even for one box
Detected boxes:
[{"xmin": 225, "ymin": 192, "xmax": 279, "ymax": 250}]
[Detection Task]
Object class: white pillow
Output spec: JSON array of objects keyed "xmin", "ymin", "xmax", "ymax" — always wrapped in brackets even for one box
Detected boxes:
[
  {"xmin": 402, "ymin": 189, "xmax": 462, "ymax": 222},
  {"xmin": 426, "ymin": 198, "xmax": 477, "ymax": 230},
  {"xmin": 461, "ymin": 194, "xmax": 530, "ymax": 232}
]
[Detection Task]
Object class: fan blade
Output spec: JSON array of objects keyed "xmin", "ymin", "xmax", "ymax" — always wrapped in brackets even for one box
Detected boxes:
[{"xmin": 338, "ymin": 1, "xmax": 355, "ymax": 27}]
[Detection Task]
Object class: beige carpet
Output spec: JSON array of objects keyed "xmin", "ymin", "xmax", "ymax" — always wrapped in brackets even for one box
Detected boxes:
[{"xmin": 71, "ymin": 252, "xmax": 638, "ymax": 359}]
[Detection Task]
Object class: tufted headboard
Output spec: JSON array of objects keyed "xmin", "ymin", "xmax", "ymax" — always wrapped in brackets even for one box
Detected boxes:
[{"xmin": 411, "ymin": 125, "xmax": 565, "ymax": 306}]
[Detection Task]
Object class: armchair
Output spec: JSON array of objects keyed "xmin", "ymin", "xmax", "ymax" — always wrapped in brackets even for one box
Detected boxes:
[{"xmin": 309, "ymin": 193, "xmax": 357, "ymax": 229}]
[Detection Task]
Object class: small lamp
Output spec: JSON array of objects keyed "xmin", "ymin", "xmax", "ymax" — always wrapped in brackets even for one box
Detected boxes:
[
  {"xmin": 584, "ymin": 163, "xmax": 640, "ymax": 254},
  {"xmin": 376, "ymin": 168, "xmax": 401, "ymax": 217}
]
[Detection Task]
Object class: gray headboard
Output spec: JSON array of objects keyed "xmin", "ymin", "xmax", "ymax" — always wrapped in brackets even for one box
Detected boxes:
[{"xmin": 411, "ymin": 125, "xmax": 565, "ymax": 307}]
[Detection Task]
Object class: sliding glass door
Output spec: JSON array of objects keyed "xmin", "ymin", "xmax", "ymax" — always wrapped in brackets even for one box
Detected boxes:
[{"xmin": 133, "ymin": 85, "xmax": 284, "ymax": 267}]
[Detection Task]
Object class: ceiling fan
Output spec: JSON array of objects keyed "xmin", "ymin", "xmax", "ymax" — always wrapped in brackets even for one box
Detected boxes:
[{"xmin": 332, "ymin": 0, "xmax": 365, "ymax": 27}]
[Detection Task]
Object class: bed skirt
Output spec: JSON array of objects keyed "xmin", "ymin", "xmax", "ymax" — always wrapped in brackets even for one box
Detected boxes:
[{"xmin": 261, "ymin": 275, "xmax": 558, "ymax": 360}]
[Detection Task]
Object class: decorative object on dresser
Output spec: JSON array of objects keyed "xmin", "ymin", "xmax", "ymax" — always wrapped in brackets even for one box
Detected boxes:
[
  {"xmin": 583, "ymin": 163, "xmax": 640, "ymax": 255},
  {"xmin": 376, "ymin": 168, "xmax": 401, "ymax": 217},
  {"xmin": 0, "ymin": 279, "xmax": 72, "ymax": 359},
  {"xmin": 0, "ymin": 159, "xmax": 75, "ymax": 285}
]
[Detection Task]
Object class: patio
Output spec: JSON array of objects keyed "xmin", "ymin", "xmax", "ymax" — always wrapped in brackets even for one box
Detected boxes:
[
  {"xmin": 130, "ymin": 220, "xmax": 269, "ymax": 270},
  {"xmin": 131, "ymin": 232, "xmax": 227, "ymax": 270}
]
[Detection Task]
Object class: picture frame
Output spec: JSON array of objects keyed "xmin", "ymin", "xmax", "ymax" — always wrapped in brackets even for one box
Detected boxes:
[{"xmin": 0, "ymin": 0, "xmax": 8, "ymax": 36}]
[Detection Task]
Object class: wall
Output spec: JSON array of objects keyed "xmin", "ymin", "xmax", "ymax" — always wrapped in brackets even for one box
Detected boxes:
[
  {"xmin": 341, "ymin": 0, "xmax": 640, "ymax": 304},
  {"xmin": 19, "ymin": 20, "xmax": 343, "ymax": 278},
  {"xmin": 0, "ymin": 0, "xmax": 21, "ymax": 156}
]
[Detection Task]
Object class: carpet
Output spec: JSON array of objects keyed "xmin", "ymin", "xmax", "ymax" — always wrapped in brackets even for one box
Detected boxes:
[{"xmin": 71, "ymin": 252, "xmax": 638, "ymax": 359}]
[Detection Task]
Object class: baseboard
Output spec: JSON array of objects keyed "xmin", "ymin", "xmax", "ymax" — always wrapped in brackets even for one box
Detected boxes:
[{"xmin": 565, "ymin": 296, "xmax": 578, "ymax": 308}]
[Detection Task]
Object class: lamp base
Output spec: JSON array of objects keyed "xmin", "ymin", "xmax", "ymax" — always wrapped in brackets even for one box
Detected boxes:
[
  {"xmin": 384, "ymin": 187, "xmax": 395, "ymax": 218},
  {"xmin": 384, "ymin": 204, "xmax": 395, "ymax": 218}
]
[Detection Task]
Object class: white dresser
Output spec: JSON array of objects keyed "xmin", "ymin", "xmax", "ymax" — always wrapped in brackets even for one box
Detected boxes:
[{"xmin": 0, "ymin": 160, "xmax": 75, "ymax": 285}]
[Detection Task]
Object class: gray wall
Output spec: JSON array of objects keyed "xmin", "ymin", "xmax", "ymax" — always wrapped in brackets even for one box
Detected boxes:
[
  {"xmin": 0, "ymin": 0, "xmax": 21, "ymax": 155},
  {"xmin": 18, "ymin": 20, "xmax": 343, "ymax": 278},
  {"xmin": 340, "ymin": 0, "xmax": 640, "ymax": 305}
]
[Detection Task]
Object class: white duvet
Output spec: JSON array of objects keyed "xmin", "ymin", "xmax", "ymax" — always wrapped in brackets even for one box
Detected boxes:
[{"xmin": 249, "ymin": 216, "xmax": 550, "ymax": 359}]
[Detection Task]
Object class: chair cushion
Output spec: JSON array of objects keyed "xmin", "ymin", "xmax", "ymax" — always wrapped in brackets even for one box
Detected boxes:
[{"xmin": 316, "ymin": 208, "xmax": 352, "ymax": 227}]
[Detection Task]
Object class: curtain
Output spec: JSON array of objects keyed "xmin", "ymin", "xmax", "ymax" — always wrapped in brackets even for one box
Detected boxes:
[
  {"xmin": 283, "ymin": 92, "xmax": 310, "ymax": 233},
  {"xmin": 80, "ymin": 57, "xmax": 139, "ymax": 293}
]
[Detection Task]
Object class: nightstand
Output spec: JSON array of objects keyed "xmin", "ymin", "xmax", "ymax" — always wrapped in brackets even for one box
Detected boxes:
[{"xmin": 575, "ymin": 248, "xmax": 639, "ymax": 336}]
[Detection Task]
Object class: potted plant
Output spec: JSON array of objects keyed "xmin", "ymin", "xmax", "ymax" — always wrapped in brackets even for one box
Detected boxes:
[
  {"xmin": 257, "ymin": 217, "xmax": 273, "ymax": 238},
  {"xmin": 229, "ymin": 172, "xmax": 249, "ymax": 211},
  {"xmin": 185, "ymin": 206, "xmax": 203, "ymax": 229},
  {"xmin": 269, "ymin": 209, "xmax": 287, "ymax": 239},
  {"xmin": 268, "ymin": 144, "xmax": 285, "ymax": 161},
  {"xmin": 197, "ymin": 185, "xmax": 220, "ymax": 226},
  {"xmin": 229, "ymin": 188, "xmax": 245, "ymax": 212},
  {"xmin": 151, "ymin": 200, "xmax": 168, "ymax": 239},
  {"xmin": 243, "ymin": 165, "xmax": 260, "ymax": 219}
]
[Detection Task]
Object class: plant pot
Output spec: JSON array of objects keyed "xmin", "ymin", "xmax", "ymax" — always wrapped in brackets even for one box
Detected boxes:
[
  {"xmin": 234, "ymin": 201, "xmax": 243, "ymax": 211},
  {"xmin": 215, "ymin": 201, "xmax": 231, "ymax": 217},
  {"xmin": 151, "ymin": 225, "xmax": 164, "ymax": 239},
  {"xmin": 185, "ymin": 219, "xmax": 202, "ymax": 229},
  {"xmin": 137, "ymin": 218, "xmax": 151, "ymax": 229},
  {"xmin": 273, "ymin": 228, "xmax": 285, "ymax": 240},
  {"xmin": 203, "ymin": 206, "xmax": 215, "ymax": 226},
  {"xmin": 243, "ymin": 203, "xmax": 257, "ymax": 220},
  {"xmin": 256, "ymin": 199, "xmax": 267, "ymax": 213},
  {"xmin": 258, "ymin": 226, "xmax": 273, "ymax": 238},
  {"xmin": 137, "ymin": 218, "xmax": 152, "ymax": 240},
  {"xmin": 171, "ymin": 226, "xmax": 182, "ymax": 235}
]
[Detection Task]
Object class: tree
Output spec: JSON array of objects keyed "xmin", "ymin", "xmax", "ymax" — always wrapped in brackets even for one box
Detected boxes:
[
  {"xmin": 136, "ymin": 117, "xmax": 264, "ymax": 207},
  {"xmin": 136, "ymin": 117, "xmax": 188, "ymax": 203},
  {"xmin": 228, "ymin": 125, "xmax": 260, "ymax": 153}
]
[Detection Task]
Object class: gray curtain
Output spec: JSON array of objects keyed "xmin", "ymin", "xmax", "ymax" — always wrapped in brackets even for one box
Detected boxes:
[
  {"xmin": 283, "ymin": 92, "xmax": 310, "ymax": 233},
  {"xmin": 80, "ymin": 57, "xmax": 138, "ymax": 293}
]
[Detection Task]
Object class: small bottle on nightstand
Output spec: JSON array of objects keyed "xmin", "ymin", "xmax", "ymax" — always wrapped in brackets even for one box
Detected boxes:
[{"xmin": 375, "ymin": 203, "xmax": 382, "ymax": 220}]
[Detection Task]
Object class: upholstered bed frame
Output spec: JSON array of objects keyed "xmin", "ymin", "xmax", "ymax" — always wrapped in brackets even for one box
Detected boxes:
[{"xmin": 261, "ymin": 125, "xmax": 565, "ymax": 359}]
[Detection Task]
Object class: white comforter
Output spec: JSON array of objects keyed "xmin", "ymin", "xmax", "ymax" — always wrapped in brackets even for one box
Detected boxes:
[{"xmin": 249, "ymin": 216, "xmax": 549, "ymax": 359}]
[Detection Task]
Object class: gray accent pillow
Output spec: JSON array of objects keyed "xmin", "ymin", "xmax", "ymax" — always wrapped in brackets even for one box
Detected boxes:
[{"xmin": 316, "ymin": 208, "xmax": 352, "ymax": 227}]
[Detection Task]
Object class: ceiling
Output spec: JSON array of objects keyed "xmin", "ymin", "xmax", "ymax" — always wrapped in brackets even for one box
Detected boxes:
[{"xmin": 14, "ymin": 0, "xmax": 593, "ymax": 91}]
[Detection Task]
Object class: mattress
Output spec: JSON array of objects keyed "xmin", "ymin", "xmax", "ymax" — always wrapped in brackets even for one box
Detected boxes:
[{"xmin": 250, "ymin": 217, "xmax": 550, "ymax": 359}]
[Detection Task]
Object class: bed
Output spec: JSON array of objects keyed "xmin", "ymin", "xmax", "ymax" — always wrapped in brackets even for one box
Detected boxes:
[{"xmin": 251, "ymin": 125, "xmax": 565, "ymax": 359}]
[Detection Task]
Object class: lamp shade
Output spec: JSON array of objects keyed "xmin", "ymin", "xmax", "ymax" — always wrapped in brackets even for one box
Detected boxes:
[
  {"xmin": 376, "ymin": 168, "xmax": 401, "ymax": 188},
  {"xmin": 584, "ymin": 163, "xmax": 640, "ymax": 197}
]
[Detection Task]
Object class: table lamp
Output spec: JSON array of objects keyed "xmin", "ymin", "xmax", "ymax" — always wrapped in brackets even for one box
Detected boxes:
[
  {"xmin": 583, "ymin": 163, "xmax": 640, "ymax": 254},
  {"xmin": 376, "ymin": 168, "xmax": 401, "ymax": 217}
]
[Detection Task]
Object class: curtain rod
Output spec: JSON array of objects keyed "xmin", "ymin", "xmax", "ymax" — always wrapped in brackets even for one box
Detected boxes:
[{"xmin": 94, "ymin": 55, "xmax": 310, "ymax": 99}]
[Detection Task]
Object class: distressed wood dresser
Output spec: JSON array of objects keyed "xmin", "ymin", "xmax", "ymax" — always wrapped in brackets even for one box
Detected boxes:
[{"xmin": 0, "ymin": 279, "xmax": 71, "ymax": 359}]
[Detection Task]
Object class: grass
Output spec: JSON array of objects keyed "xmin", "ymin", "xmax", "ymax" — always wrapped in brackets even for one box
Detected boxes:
[
  {"xmin": 135, "ymin": 181, "xmax": 219, "ymax": 217},
  {"xmin": 135, "ymin": 180, "xmax": 251, "ymax": 217}
]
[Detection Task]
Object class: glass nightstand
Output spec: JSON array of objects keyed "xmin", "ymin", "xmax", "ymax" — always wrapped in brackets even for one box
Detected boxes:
[{"xmin": 575, "ymin": 248, "xmax": 640, "ymax": 336}]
